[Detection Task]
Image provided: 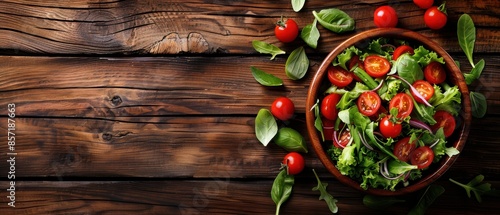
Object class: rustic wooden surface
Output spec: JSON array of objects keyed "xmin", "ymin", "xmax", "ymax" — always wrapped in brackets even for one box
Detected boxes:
[{"xmin": 0, "ymin": 0, "xmax": 499, "ymax": 214}]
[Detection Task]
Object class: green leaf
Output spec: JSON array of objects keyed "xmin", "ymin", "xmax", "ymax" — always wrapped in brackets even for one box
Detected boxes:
[
  {"xmin": 449, "ymin": 174, "xmax": 495, "ymax": 203},
  {"xmin": 312, "ymin": 169, "xmax": 339, "ymax": 214},
  {"xmin": 313, "ymin": 100, "xmax": 325, "ymax": 141},
  {"xmin": 312, "ymin": 9, "xmax": 355, "ymax": 33},
  {"xmin": 464, "ymin": 59, "xmax": 485, "ymax": 85},
  {"xmin": 470, "ymin": 91, "xmax": 487, "ymax": 118},
  {"xmin": 291, "ymin": 0, "xmax": 306, "ymax": 12},
  {"xmin": 445, "ymin": 147, "xmax": 460, "ymax": 157},
  {"xmin": 301, "ymin": 19, "xmax": 320, "ymax": 49},
  {"xmin": 408, "ymin": 185, "xmax": 445, "ymax": 215},
  {"xmin": 251, "ymin": 66, "xmax": 284, "ymax": 86},
  {"xmin": 255, "ymin": 108, "xmax": 278, "ymax": 146},
  {"xmin": 273, "ymin": 127, "xmax": 308, "ymax": 153},
  {"xmin": 387, "ymin": 159, "xmax": 418, "ymax": 175},
  {"xmin": 271, "ymin": 169, "xmax": 294, "ymax": 215},
  {"xmin": 285, "ymin": 46, "xmax": 309, "ymax": 80},
  {"xmin": 457, "ymin": 14, "xmax": 476, "ymax": 67},
  {"xmin": 252, "ymin": 40, "xmax": 286, "ymax": 60},
  {"xmin": 363, "ymin": 195, "xmax": 405, "ymax": 210},
  {"xmin": 395, "ymin": 54, "xmax": 424, "ymax": 85}
]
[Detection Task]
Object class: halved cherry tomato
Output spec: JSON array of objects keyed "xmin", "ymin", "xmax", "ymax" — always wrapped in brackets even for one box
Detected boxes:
[
  {"xmin": 364, "ymin": 55, "xmax": 391, "ymax": 78},
  {"xmin": 424, "ymin": 61, "xmax": 447, "ymax": 84},
  {"xmin": 321, "ymin": 93, "xmax": 342, "ymax": 121},
  {"xmin": 394, "ymin": 137, "xmax": 417, "ymax": 162},
  {"xmin": 393, "ymin": 45, "xmax": 414, "ymax": 60},
  {"xmin": 322, "ymin": 118, "xmax": 335, "ymax": 141},
  {"xmin": 334, "ymin": 127, "xmax": 351, "ymax": 148},
  {"xmin": 348, "ymin": 55, "xmax": 363, "ymax": 82},
  {"xmin": 379, "ymin": 116, "xmax": 402, "ymax": 138},
  {"xmin": 271, "ymin": 97, "xmax": 295, "ymax": 121},
  {"xmin": 389, "ymin": 93, "xmax": 414, "ymax": 119},
  {"xmin": 282, "ymin": 152, "xmax": 305, "ymax": 175},
  {"xmin": 410, "ymin": 146, "xmax": 434, "ymax": 169},
  {"xmin": 274, "ymin": 18, "xmax": 299, "ymax": 43},
  {"xmin": 327, "ymin": 66, "xmax": 353, "ymax": 88},
  {"xmin": 412, "ymin": 80, "xmax": 435, "ymax": 104},
  {"xmin": 357, "ymin": 91, "xmax": 381, "ymax": 117},
  {"xmin": 431, "ymin": 110, "xmax": 456, "ymax": 137}
]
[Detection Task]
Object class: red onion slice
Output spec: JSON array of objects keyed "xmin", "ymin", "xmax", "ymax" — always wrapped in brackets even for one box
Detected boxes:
[
  {"xmin": 390, "ymin": 75, "xmax": 433, "ymax": 107},
  {"xmin": 358, "ymin": 132, "xmax": 375, "ymax": 151},
  {"xmin": 371, "ymin": 79, "xmax": 385, "ymax": 92},
  {"xmin": 380, "ymin": 160, "xmax": 405, "ymax": 180},
  {"xmin": 409, "ymin": 119, "xmax": 433, "ymax": 133}
]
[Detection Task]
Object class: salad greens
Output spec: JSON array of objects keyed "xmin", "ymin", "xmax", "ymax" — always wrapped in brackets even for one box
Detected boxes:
[
  {"xmin": 271, "ymin": 169, "xmax": 294, "ymax": 215},
  {"xmin": 449, "ymin": 174, "xmax": 500, "ymax": 203},
  {"xmin": 312, "ymin": 169, "xmax": 339, "ymax": 214}
]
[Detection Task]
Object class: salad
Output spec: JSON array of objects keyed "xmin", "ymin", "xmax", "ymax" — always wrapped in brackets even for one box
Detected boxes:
[{"xmin": 312, "ymin": 38, "xmax": 462, "ymax": 191}]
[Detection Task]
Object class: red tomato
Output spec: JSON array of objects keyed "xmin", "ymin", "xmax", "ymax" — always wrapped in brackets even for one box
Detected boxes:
[
  {"xmin": 379, "ymin": 116, "xmax": 402, "ymax": 138},
  {"xmin": 274, "ymin": 18, "xmax": 299, "ymax": 43},
  {"xmin": 348, "ymin": 55, "xmax": 363, "ymax": 82},
  {"xmin": 373, "ymin": 6, "xmax": 398, "ymax": 28},
  {"xmin": 282, "ymin": 152, "xmax": 305, "ymax": 175},
  {"xmin": 321, "ymin": 94, "xmax": 341, "ymax": 121},
  {"xmin": 394, "ymin": 137, "xmax": 417, "ymax": 162},
  {"xmin": 328, "ymin": 66, "xmax": 353, "ymax": 88},
  {"xmin": 413, "ymin": 0, "xmax": 434, "ymax": 9},
  {"xmin": 364, "ymin": 55, "xmax": 391, "ymax": 78},
  {"xmin": 431, "ymin": 110, "xmax": 456, "ymax": 137},
  {"xmin": 424, "ymin": 61, "xmax": 447, "ymax": 84},
  {"xmin": 389, "ymin": 93, "xmax": 414, "ymax": 119},
  {"xmin": 410, "ymin": 146, "xmax": 435, "ymax": 169},
  {"xmin": 357, "ymin": 91, "xmax": 381, "ymax": 117},
  {"xmin": 322, "ymin": 118, "xmax": 335, "ymax": 141},
  {"xmin": 334, "ymin": 128, "xmax": 351, "ymax": 148},
  {"xmin": 393, "ymin": 45, "xmax": 414, "ymax": 60},
  {"xmin": 411, "ymin": 80, "xmax": 435, "ymax": 104},
  {"xmin": 424, "ymin": 4, "xmax": 447, "ymax": 30},
  {"xmin": 271, "ymin": 97, "xmax": 295, "ymax": 121}
]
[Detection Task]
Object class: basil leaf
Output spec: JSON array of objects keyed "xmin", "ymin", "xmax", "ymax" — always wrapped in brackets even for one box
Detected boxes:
[
  {"xmin": 301, "ymin": 19, "xmax": 320, "ymax": 49},
  {"xmin": 251, "ymin": 66, "xmax": 284, "ymax": 86},
  {"xmin": 255, "ymin": 108, "xmax": 278, "ymax": 146},
  {"xmin": 470, "ymin": 91, "xmax": 487, "ymax": 118},
  {"xmin": 464, "ymin": 59, "xmax": 485, "ymax": 85},
  {"xmin": 312, "ymin": 169, "xmax": 339, "ymax": 213},
  {"xmin": 387, "ymin": 159, "xmax": 418, "ymax": 175},
  {"xmin": 408, "ymin": 185, "xmax": 445, "ymax": 215},
  {"xmin": 273, "ymin": 127, "xmax": 308, "ymax": 153},
  {"xmin": 291, "ymin": 0, "xmax": 305, "ymax": 12},
  {"xmin": 395, "ymin": 54, "xmax": 423, "ymax": 85},
  {"xmin": 312, "ymin": 9, "xmax": 355, "ymax": 33},
  {"xmin": 363, "ymin": 195, "xmax": 405, "ymax": 210},
  {"xmin": 271, "ymin": 169, "xmax": 294, "ymax": 215},
  {"xmin": 285, "ymin": 46, "xmax": 309, "ymax": 80},
  {"xmin": 457, "ymin": 14, "xmax": 476, "ymax": 67},
  {"xmin": 252, "ymin": 40, "xmax": 286, "ymax": 60}
]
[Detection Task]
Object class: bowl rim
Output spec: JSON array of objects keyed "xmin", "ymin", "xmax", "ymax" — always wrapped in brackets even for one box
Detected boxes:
[{"xmin": 305, "ymin": 28, "xmax": 472, "ymax": 196}]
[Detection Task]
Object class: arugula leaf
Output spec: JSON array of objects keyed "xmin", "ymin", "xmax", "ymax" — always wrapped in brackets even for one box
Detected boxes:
[
  {"xmin": 271, "ymin": 169, "xmax": 294, "ymax": 215},
  {"xmin": 457, "ymin": 14, "xmax": 476, "ymax": 67},
  {"xmin": 312, "ymin": 169, "xmax": 339, "ymax": 214},
  {"xmin": 285, "ymin": 46, "xmax": 309, "ymax": 80},
  {"xmin": 252, "ymin": 40, "xmax": 286, "ymax": 60},
  {"xmin": 408, "ymin": 185, "xmax": 445, "ymax": 215},
  {"xmin": 312, "ymin": 9, "xmax": 355, "ymax": 33},
  {"xmin": 291, "ymin": 0, "xmax": 306, "ymax": 12},
  {"xmin": 470, "ymin": 91, "xmax": 487, "ymax": 118},
  {"xmin": 464, "ymin": 59, "xmax": 485, "ymax": 85},
  {"xmin": 301, "ymin": 19, "xmax": 320, "ymax": 49},
  {"xmin": 255, "ymin": 108, "xmax": 278, "ymax": 146},
  {"xmin": 449, "ymin": 175, "xmax": 497, "ymax": 203},
  {"xmin": 251, "ymin": 66, "xmax": 283, "ymax": 86}
]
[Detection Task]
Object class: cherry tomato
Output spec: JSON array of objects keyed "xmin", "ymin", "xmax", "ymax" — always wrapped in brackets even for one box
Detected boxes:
[
  {"xmin": 334, "ymin": 128, "xmax": 352, "ymax": 148},
  {"xmin": 357, "ymin": 91, "xmax": 381, "ymax": 117},
  {"xmin": 321, "ymin": 93, "xmax": 342, "ymax": 121},
  {"xmin": 379, "ymin": 116, "xmax": 402, "ymax": 138},
  {"xmin": 322, "ymin": 118, "xmax": 335, "ymax": 141},
  {"xmin": 373, "ymin": 6, "xmax": 398, "ymax": 28},
  {"xmin": 282, "ymin": 152, "xmax": 305, "ymax": 175},
  {"xmin": 410, "ymin": 146, "xmax": 434, "ymax": 169},
  {"xmin": 413, "ymin": 0, "xmax": 434, "ymax": 9},
  {"xmin": 411, "ymin": 80, "xmax": 435, "ymax": 104},
  {"xmin": 393, "ymin": 45, "xmax": 414, "ymax": 60},
  {"xmin": 389, "ymin": 93, "xmax": 414, "ymax": 119},
  {"xmin": 348, "ymin": 55, "xmax": 364, "ymax": 82},
  {"xmin": 271, "ymin": 97, "xmax": 295, "ymax": 121},
  {"xmin": 394, "ymin": 137, "xmax": 417, "ymax": 162},
  {"xmin": 424, "ymin": 4, "xmax": 447, "ymax": 30},
  {"xmin": 274, "ymin": 18, "xmax": 299, "ymax": 43},
  {"xmin": 424, "ymin": 61, "xmax": 447, "ymax": 84},
  {"xmin": 364, "ymin": 55, "xmax": 391, "ymax": 78},
  {"xmin": 431, "ymin": 110, "xmax": 456, "ymax": 137},
  {"xmin": 328, "ymin": 66, "xmax": 353, "ymax": 88}
]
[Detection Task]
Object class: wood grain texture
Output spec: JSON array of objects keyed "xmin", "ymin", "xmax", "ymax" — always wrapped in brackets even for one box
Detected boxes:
[{"xmin": 0, "ymin": 0, "xmax": 498, "ymax": 55}]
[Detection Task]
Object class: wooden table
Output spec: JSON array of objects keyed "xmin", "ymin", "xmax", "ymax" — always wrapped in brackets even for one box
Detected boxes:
[{"xmin": 0, "ymin": 1, "xmax": 498, "ymax": 214}]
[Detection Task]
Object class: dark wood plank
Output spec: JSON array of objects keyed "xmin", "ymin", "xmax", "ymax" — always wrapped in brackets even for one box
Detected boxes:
[{"xmin": 0, "ymin": 0, "xmax": 498, "ymax": 55}]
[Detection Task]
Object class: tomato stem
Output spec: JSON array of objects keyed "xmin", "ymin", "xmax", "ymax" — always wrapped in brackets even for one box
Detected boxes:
[
  {"xmin": 438, "ymin": 2, "xmax": 447, "ymax": 15},
  {"xmin": 276, "ymin": 16, "xmax": 286, "ymax": 27}
]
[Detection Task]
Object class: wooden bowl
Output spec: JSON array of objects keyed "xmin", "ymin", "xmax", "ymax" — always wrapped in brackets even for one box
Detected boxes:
[{"xmin": 305, "ymin": 28, "xmax": 472, "ymax": 196}]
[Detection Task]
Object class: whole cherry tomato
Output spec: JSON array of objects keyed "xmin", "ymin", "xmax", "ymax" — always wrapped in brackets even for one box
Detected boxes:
[
  {"xmin": 413, "ymin": 0, "xmax": 434, "ymax": 9},
  {"xmin": 424, "ymin": 3, "xmax": 447, "ymax": 30},
  {"xmin": 321, "ymin": 93, "xmax": 341, "ymax": 121},
  {"xmin": 271, "ymin": 97, "xmax": 295, "ymax": 121},
  {"xmin": 373, "ymin": 6, "xmax": 398, "ymax": 28},
  {"xmin": 282, "ymin": 152, "xmax": 305, "ymax": 175},
  {"xmin": 379, "ymin": 116, "xmax": 402, "ymax": 138},
  {"xmin": 274, "ymin": 18, "xmax": 299, "ymax": 43}
]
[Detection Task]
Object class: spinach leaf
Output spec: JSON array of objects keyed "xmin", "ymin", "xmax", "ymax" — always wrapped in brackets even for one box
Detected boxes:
[
  {"xmin": 457, "ymin": 14, "xmax": 476, "ymax": 67},
  {"xmin": 312, "ymin": 9, "xmax": 355, "ymax": 33},
  {"xmin": 464, "ymin": 59, "xmax": 485, "ymax": 85},
  {"xmin": 312, "ymin": 169, "xmax": 339, "ymax": 214},
  {"xmin": 408, "ymin": 185, "xmax": 445, "ymax": 215},
  {"xmin": 255, "ymin": 108, "xmax": 278, "ymax": 146},
  {"xmin": 470, "ymin": 91, "xmax": 487, "ymax": 118},
  {"xmin": 363, "ymin": 194, "xmax": 405, "ymax": 210},
  {"xmin": 301, "ymin": 19, "xmax": 320, "ymax": 49},
  {"xmin": 251, "ymin": 66, "xmax": 283, "ymax": 86},
  {"xmin": 285, "ymin": 46, "xmax": 309, "ymax": 80},
  {"xmin": 271, "ymin": 169, "xmax": 295, "ymax": 215},
  {"xmin": 291, "ymin": 0, "xmax": 306, "ymax": 12},
  {"xmin": 449, "ymin": 175, "xmax": 497, "ymax": 203},
  {"xmin": 387, "ymin": 159, "xmax": 418, "ymax": 175},
  {"xmin": 273, "ymin": 127, "xmax": 308, "ymax": 153},
  {"xmin": 395, "ymin": 54, "xmax": 424, "ymax": 84},
  {"xmin": 252, "ymin": 40, "xmax": 286, "ymax": 60}
]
